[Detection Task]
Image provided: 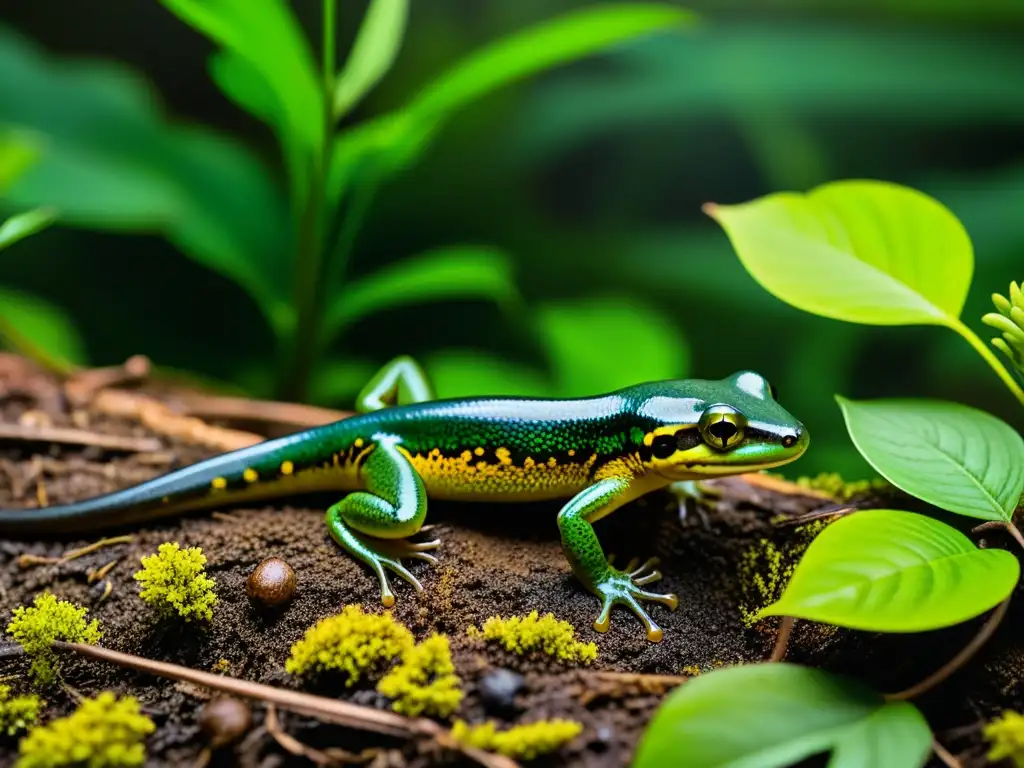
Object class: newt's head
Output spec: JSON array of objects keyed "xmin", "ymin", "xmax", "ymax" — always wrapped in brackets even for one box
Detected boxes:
[{"xmin": 631, "ymin": 371, "xmax": 809, "ymax": 480}]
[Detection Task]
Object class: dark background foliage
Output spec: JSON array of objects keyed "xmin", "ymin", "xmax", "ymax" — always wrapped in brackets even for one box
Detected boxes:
[{"xmin": 1, "ymin": 0, "xmax": 1022, "ymax": 478}]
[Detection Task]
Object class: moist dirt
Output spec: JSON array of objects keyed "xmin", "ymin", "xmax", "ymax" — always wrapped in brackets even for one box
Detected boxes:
[{"xmin": 0, "ymin": 358, "xmax": 1020, "ymax": 767}]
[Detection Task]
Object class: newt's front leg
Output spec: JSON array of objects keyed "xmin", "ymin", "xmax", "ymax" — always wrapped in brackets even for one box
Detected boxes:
[{"xmin": 557, "ymin": 478, "xmax": 678, "ymax": 642}]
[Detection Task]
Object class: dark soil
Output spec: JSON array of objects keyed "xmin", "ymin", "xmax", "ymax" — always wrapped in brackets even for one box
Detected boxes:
[{"xmin": 0, "ymin": 356, "xmax": 1020, "ymax": 767}]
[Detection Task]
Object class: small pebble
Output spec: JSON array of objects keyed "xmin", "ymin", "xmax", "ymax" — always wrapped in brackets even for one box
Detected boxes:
[
  {"xmin": 246, "ymin": 557, "xmax": 296, "ymax": 607},
  {"xmin": 478, "ymin": 667, "xmax": 525, "ymax": 714},
  {"xmin": 199, "ymin": 697, "xmax": 252, "ymax": 748}
]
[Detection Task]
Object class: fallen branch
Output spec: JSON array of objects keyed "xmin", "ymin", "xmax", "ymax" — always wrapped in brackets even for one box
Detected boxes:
[
  {"xmin": 64, "ymin": 355, "xmax": 151, "ymax": 407},
  {"xmin": 0, "ymin": 422, "xmax": 163, "ymax": 453},
  {"xmin": 172, "ymin": 391, "xmax": 351, "ymax": 430},
  {"xmin": 91, "ymin": 389, "xmax": 263, "ymax": 452},
  {"xmin": 54, "ymin": 642, "xmax": 518, "ymax": 768}
]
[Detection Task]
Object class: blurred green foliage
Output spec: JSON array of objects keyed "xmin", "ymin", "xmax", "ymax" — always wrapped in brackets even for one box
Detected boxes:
[{"xmin": 0, "ymin": 0, "xmax": 1022, "ymax": 479}]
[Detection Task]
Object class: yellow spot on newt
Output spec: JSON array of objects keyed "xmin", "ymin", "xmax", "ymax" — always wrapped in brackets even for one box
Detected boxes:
[
  {"xmin": 355, "ymin": 438, "xmax": 364, "ymax": 448},
  {"xmin": 280, "ymin": 460, "xmax": 294, "ymax": 475},
  {"xmin": 524, "ymin": 457, "xmax": 535, "ymax": 469},
  {"xmin": 547, "ymin": 457, "xmax": 558, "ymax": 468},
  {"xmin": 461, "ymin": 450, "xmax": 473, "ymax": 462},
  {"xmin": 496, "ymin": 447, "xmax": 512, "ymax": 465},
  {"xmin": 211, "ymin": 477, "xmax": 227, "ymax": 490},
  {"xmin": 243, "ymin": 468, "xmax": 258, "ymax": 483},
  {"xmin": 474, "ymin": 447, "xmax": 485, "ymax": 457},
  {"xmin": 568, "ymin": 449, "xmax": 576, "ymax": 457}
]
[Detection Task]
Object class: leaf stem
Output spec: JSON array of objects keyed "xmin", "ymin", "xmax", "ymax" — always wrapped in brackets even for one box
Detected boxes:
[
  {"xmin": 931, "ymin": 739, "xmax": 964, "ymax": 768},
  {"xmin": 884, "ymin": 596, "xmax": 1011, "ymax": 701},
  {"xmin": 322, "ymin": 0, "xmax": 336, "ymax": 94},
  {"xmin": 950, "ymin": 318, "xmax": 1024, "ymax": 409},
  {"xmin": 1004, "ymin": 522, "xmax": 1024, "ymax": 552},
  {"xmin": 769, "ymin": 616, "xmax": 795, "ymax": 662}
]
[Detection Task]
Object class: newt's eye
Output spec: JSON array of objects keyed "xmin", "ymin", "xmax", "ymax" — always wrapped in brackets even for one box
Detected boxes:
[
  {"xmin": 651, "ymin": 435, "xmax": 677, "ymax": 459},
  {"xmin": 699, "ymin": 405, "xmax": 746, "ymax": 451}
]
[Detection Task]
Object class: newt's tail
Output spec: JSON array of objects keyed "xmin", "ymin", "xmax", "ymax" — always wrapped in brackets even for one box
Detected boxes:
[{"xmin": 0, "ymin": 423, "xmax": 350, "ymax": 538}]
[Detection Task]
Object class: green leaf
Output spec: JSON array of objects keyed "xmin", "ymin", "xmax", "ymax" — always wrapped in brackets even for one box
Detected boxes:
[
  {"xmin": 758, "ymin": 509, "xmax": 1019, "ymax": 632},
  {"xmin": 706, "ymin": 180, "xmax": 973, "ymax": 326},
  {"xmin": 159, "ymin": 0, "xmax": 322, "ymax": 183},
  {"xmin": 536, "ymin": 296, "xmax": 688, "ymax": 397},
  {"xmin": 425, "ymin": 350, "xmax": 550, "ymax": 400},
  {"xmin": 324, "ymin": 245, "xmax": 520, "ymax": 338},
  {"xmin": 836, "ymin": 397, "xmax": 1024, "ymax": 521},
  {"xmin": 0, "ymin": 128, "xmax": 41, "ymax": 191},
  {"xmin": 208, "ymin": 51, "xmax": 278, "ymax": 125},
  {"xmin": 634, "ymin": 663, "xmax": 931, "ymax": 768},
  {"xmin": 0, "ymin": 285, "xmax": 86, "ymax": 372},
  {"xmin": 328, "ymin": 3, "xmax": 691, "ymax": 201},
  {"xmin": 0, "ymin": 25, "xmax": 293, "ymax": 335},
  {"xmin": 333, "ymin": 0, "xmax": 408, "ymax": 120},
  {"xmin": 0, "ymin": 208, "xmax": 56, "ymax": 251}
]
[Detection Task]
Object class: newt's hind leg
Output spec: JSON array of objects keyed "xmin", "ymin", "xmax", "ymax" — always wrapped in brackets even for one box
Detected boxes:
[
  {"xmin": 357, "ymin": 355, "xmax": 434, "ymax": 412},
  {"xmin": 325, "ymin": 435, "xmax": 435, "ymax": 606}
]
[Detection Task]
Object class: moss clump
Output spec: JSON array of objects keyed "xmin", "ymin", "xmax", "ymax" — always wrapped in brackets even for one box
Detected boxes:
[
  {"xmin": 16, "ymin": 691, "xmax": 154, "ymax": 767},
  {"xmin": 738, "ymin": 519, "xmax": 830, "ymax": 627},
  {"xmin": 133, "ymin": 542, "xmax": 218, "ymax": 622},
  {"xmin": 0, "ymin": 685, "xmax": 43, "ymax": 737},
  {"xmin": 451, "ymin": 718, "xmax": 582, "ymax": 759},
  {"xmin": 985, "ymin": 710, "xmax": 1024, "ymax": 767},
  {"xmin": 377, "ymin": 634, "xmax": 463, "ymax": 718},
  {"xmin": 467, "ymin": 610, "xmax": 597, "ymax": 664},
  {"xmin": 765, "ymin": 471, "xmax": 888, "ymax": 501},
  {"xmin": 285, "ymin": 605, "xmax": 413, "ymax": 685},
  {"xmin": 5, "ymin": 593, "xmax": 102, "ymax": 685}
]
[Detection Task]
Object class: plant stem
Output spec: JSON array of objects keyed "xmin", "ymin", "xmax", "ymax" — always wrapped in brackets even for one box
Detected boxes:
[
  {"xmin": 1004, "ymin": 521, "xmax": 1024, "ymax": 551},
  {"xmin": 931, "ymin": 739, "xmax": 963, "ymax": 768},
  {"xmin": 281, "ymin": 1, "xmax": 338, "ymax": 401},
  {"xmin": 884, "ymin": 596, "xmax": 1011, "ymax": 701},
  {"xmin": 769, "ymin": 616, "xmax": 795, "ymax": 662},
  {"xmin": 950, "ymin": 318, "xmax": 1024, "ymax": 409}
]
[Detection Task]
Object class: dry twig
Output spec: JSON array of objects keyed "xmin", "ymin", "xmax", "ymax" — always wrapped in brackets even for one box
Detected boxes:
[
  {"xmin": 17, "ymin": 535, "xmax": 134, "ymax": 568},
  {"xmin": 0, "ymin": 422, "xmax": 163, "ymax": 453}
]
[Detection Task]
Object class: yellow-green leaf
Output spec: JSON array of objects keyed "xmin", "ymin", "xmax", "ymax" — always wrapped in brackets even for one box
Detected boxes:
[
  {"xmin": 758, "ymin": 509, "xmax": 1019, "ymax": 632},
  {"xmin": 333, "ymin": 0, "xmax": 408, "ymax": 119},
  {"xmin": 706, "ymin": 180, "xmax": 973, "ymax": 326}
]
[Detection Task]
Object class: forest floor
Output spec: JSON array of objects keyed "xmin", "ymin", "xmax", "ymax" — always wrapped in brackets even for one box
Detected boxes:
[{"xmin": 0, "ymin": 354, "xmax": 1019, "ymax": 768}]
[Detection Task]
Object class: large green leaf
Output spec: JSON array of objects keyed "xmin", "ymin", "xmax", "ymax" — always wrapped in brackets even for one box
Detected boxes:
[
  {"xmin": 328, "ymin": 3, "xmax": 691, "ymax": 201},
  {"xmin": 0, "ymin": 25, "xmax": 292, "ymax": 335},
  {"xmin": 758, "ymin": 509, "xmax": 1019, "ymax": 631},
  {"xmin": 426, "ymin": 350, "xmax": 550, "ymax": 400},
  {"xmin": 0, "ymin": 285, "xmax": 86, "ymax": 371},
  {"xmin": 333, "ymin": 0, "xmax": 409, "ymax": 120},
  {"xmin": 837, "ymin": 397, "xmax": 1024, "ymax": 521},
  {"xmin": 0, "ymin": 208, "xmax": 56, "ymax": 252},
  {"xmin": 536, "ymin": 296, "xmax": 688, "ymax": 397},
  {"xmin": 0, "ymin": 128, "xmax": 41, "ymax": 192},
  {"xmin": 159, "ymin": 0, "xmax": 322, "ymax": 184},
  {"xmin": 323, "ymin": 245, "xmax": 520, "ymax": 339},
  {"xmin": 706, "ymin": 180, "xmax": 973, "ymax": 326},
  {"xmin": 634, "ymin": 663, "xmax": 931, "ymax": 768}
]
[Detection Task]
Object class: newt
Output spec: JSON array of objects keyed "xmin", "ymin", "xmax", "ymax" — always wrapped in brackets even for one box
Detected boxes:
[{"xmin": 0, "ymin": 356, "xmax": 808, "ymax": 641}]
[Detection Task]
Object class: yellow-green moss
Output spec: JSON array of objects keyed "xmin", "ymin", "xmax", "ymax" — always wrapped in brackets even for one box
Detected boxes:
[
  {"xmin": 773, "ymin": 471, "xmax": 888, "ymax": 501},
  {"xmin": 0, "ymin": 685, "xmax": 43, "ymax": 736},
  {"xmin": 133, "ymin": 542, "xmax": 217, "ymax": 622},
  {"xmin": 985, "ymin": 710, "xmax": 1024, "ymax": 767},
  {"xmin": 16, "ymin": 692, "xmax": 154, "ymax": 768},
  {"xmin": 466, "ymin": 610, "xmax": 597, "ymax": 664},
  {"xmin": 5, "ymin": 593, "xmax": 102, "ymax": 685},
  {"xmin": 377, "ymin": 633, "xmax": 463, "ymax": 718},
  {"xmin": 285, "ymin": 605, "xmax": 413, "ymax": 685},
  {"xmin": 738, "ymin": 519, "xmax": 830, "ymax": 627},
  {"xmin": 451, "ymin": 718, "xmax": 582, "ymax": 759}
]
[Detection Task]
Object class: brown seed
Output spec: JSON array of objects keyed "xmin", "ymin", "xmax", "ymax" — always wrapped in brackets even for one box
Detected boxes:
[
  {"xmin": 246, "ymin": 556, "xmax": 296, "ymax": 607},
  {"xmin": 199, "ymin": 697, "xmax": 251, "ymax": 748}
]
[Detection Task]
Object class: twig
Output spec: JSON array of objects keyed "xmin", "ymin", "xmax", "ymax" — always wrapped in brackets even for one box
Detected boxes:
[
  {"xmin": 64, "ymin": 355, "xmax": 151, "ymax": 407},
  {"xmin": 17, "ymin": 535, "xmax": 134, "ymax": 568},
  {"xmin": 173, "ymin": 392, "xmax": 350, "ymax": 430},
  {"xmin": 885, "ymin": 597, "xmax": 1011, "ymax": 701},
  {"xmin": 91, "ymin": 389, "xmax": 263, "ymax": 451},
  {"xmin": 0, "ymin": 422, "xmax": 163, "ymax": 453},
  {"xmin": 931, "ymin": 738, "xmax": 964, "ymax": 768},
  {"xmin": 266, "ymin": 703, "xmax": 374, "ymax": 765},
  {"xmin": 740, "ymin": 473, "xmax": 835, "ymax": 500},
  {"xmin": 773, "ymin": 506, "xmax": 857, "ymax": 528},
  {"xmin": 769, "ymin": 616, "xmax": 795, "ymax": 662},
  {"xmin": 54, "ymin": 642, "xmax": 518, "ymax": 768},
  {"xmin": 588, "ymin": 671, "xmax": 687, "ymax": 686}
]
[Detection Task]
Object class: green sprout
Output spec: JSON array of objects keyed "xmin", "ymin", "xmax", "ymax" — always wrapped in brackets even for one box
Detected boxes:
[
  {"xmin": 133, "ymin": 542, "xmax": 218, "ymax": 622},
  {"xmin": 0, "ymin": 684, "xmax": 43, "ymax": 737},
  {"xmin": 377, "ymin": 633, "xmax": 463, "ymax": 718},
  {"xmin": 984, "ymin": 280, "xmax": 1024, "ymax": 382},
  {"xmin": 5, "ymin": 593, "xmax": 102, "ymax": 685},
  {"xmin": 16, "ymin": 692, "xmax": 154, "ymax": 768}
]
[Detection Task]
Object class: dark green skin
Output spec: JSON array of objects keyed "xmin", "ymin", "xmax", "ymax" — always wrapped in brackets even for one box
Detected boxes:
[{"xmin": 0, "ymin": 359, "xmax": 808, "ymax": 641}]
